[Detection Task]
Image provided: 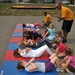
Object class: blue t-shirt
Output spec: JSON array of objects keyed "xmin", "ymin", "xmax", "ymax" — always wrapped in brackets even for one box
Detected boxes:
[{"xmin": 47, "ymin": 28, "xmax": 56, "ymax": 40}]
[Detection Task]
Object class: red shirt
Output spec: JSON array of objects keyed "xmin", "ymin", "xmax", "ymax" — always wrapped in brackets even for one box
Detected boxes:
[{"xmin": 57, "ymin": 43, "xmax": 66, "ymax": 53}]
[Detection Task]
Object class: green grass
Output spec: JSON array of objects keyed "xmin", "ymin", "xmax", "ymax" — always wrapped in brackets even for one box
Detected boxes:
[{"xmin": 0, "ymin": 3, "xmax": 75, "ymax": 16}]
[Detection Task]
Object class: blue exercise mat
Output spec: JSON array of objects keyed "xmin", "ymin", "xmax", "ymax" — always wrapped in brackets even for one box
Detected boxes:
[
  {"xmin": 16, "ymin": 26, "xmax": 22, "ymax": 29},
  {"xmin": 7, "ymin": 43, "xmax": 18, "ymax": 50},
  {"xmin": 0, "ymin": 60, "xmax": 58, "ymax": 75},
  {"xmin": 13, "ymin": 32, "xmax": 22, "ymax": 37}
]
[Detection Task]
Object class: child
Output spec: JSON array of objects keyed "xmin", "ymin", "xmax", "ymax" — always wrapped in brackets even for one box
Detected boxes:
[
  {"xmin": 44, "ymin": 30, "xmax": 63, "ymax": 49},
  {"xmin": 60, "ymin": 45, "xmax": 75, "ymax": 75},
  {"xmin": 23, "ymin": 27, "xmax": 43, "ymax": 40},
  {"xmin": 16, "ymin": 54, "xmax": 61, "ymax": 73},
  {"xmin": 52, "ymin": 30, "xmax": 63, "ymax": 49},
  {"xmin": 18, "ymin": 39, "xmax": 45, "ymax": 48},
  {"xmin": 44, "ymin": 23, "xmax": 56, "ymax": 41},
  {"xmin": 14, "ymin": 45, "xmax": 53, "ymax": 58},
  {"xmin": 54, "ymin": 38, "xmax": 66, "ymax": 57}
]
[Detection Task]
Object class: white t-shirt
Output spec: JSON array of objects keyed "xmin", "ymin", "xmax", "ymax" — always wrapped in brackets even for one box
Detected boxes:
[
  {"xmin": 20, "ymin": 49, "xmax": 36, "ymax": 57},
  {"xmin": 25, "ymin": 62, "xmax": 45, "ymax": 73}
]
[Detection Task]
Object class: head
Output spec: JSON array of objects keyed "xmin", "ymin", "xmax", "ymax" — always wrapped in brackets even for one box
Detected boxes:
[
  {"xmin": 18, "ymin": 41, "xmax": 25, "ymax": 47},
  {"xmin": 55, "ymin": 2, "xmax": 62, "ymax": 10},
  {"xmin": 13, "ymin": 48, "xmax": 21, "ymax": 58},
  {"xmin": 16, "ymin": 60, "xmax": 26, "ymax": 70},
  {"xmin": 48, "ymin": 23, "xmax": 54, "ymax": 29},
  {"xmin": 22, "ymin": 23, "xmax": 26, "ymax": 28},
  {"xmin": 65, "ymin": 45, "xmax": 74, "ymax": 56},
  {"xmin": 43, "ymin": 11, "xmax": 47, "ymax": 16},
  {"xmin": 23, "ymin": 28, "xmax": 29, "ymax": 37},
  {"xmin": 55, "ymin": 30, "xmax": 62, "ymax": 37},
  {"xmin": 53, "ymin": 37, "xmax": 60, "ymax": 45}
]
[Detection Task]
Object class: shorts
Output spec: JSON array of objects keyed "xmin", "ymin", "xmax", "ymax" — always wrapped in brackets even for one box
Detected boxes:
[
  {"xmin": 62, "ymin": 20, "xmax": 73, "ymax": 32},
  {"xmin": 67, "ymin": 64, "xmax": 75, "ymax": 72},
  {"xmin": 45, "ymin": 58, "xmax": 54, "ymax": 72}
]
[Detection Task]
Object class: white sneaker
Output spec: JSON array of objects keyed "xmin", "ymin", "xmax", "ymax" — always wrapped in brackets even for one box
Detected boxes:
[
  {"xmin": 68, "ymin": 72, "xmax": 73, "ymax": 75},
  {"xmin": 56, "ymin": 68, "xmax": 64, "ymax": 72}
]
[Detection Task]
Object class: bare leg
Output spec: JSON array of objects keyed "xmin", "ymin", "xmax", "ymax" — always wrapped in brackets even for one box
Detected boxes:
[
  {"xmin": 50, "ymin": 56, "xmax": 60, "ymax": 68},
  {"xmin": 63, "ymin": 31, "xmax": 68, "ymax": 40},
  {"xmin": 61, "ymin": 63, "xmax": 70, "ymax": 72},
  {"xmin": 49, "ymin": 53, "xmax": 56, "ymax": 60}
]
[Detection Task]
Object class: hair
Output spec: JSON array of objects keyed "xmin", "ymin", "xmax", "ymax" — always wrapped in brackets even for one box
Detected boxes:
[
  {"xmin": 57, "ymin": 2, "xmax": 61, "ymax": 6},
  {"xmin": 22, "ymin": 23, "xmax": 26, "ymax": 28},
  {"xmin": 55, "ymin": 2, "xmax": 62, "ymax": 10},
  {"xmin": 13, "ymin": 48, "xmax": 21, "ymax": 58},
  {"xmin": 53, "ymin": 37, "xmax": 60, "ymax": 45},
  {"xmin": 23, "ymin": 28, "xmax": 29, "ymax": 37},
  {"xmin": 18, "ymin": 41, "xmax": 25, "ymax": 47},
  {"xmin": 65, "ymin": 45, "xmax": 74, "ymax": 56},
  {"xmin": 49, "ymin": 23, "xmax": 54, "ymax": 28},
  {"xmin": 55, "ymin": 30, "xmax": 62, "ymax": 37},
  {"xmin": 43, "ymin": 11, "xmax": 47, "ymax": 15},
  {"xmin": 16, "ymin": 61, "xmax": 25, "ymax": 70}
]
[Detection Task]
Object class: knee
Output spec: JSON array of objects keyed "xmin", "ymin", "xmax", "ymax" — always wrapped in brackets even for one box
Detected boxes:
[{"xmin": 61, "ymin": 63, "xmax": 66, "ymax": 69}]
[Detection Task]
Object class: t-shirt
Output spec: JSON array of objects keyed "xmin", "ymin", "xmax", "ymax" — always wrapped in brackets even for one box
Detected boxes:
[
  {"xmin": 25, "ymin": 62, "xmax": 45, "ymax": 73},
  {"xmin": 44, "ymin": 14, "xmax": 52, "ymax": 23},
  {"xmin": 47, "ymin": 28, "xmax": 56, "ymax": 40},
  {"xmin": 60, "ymin": 6, "xmax": 74, "ymax": 20},
  {"xmin": 20, "ymin": 49, "xmax": 36, "ymax": 57},
  {"xmin": 57, "ymin": 43, "xmax": 66, "ymax": 52},
  {"xmin": 67, "ymin": 56, "xmax": 75, "ymax": 68}
]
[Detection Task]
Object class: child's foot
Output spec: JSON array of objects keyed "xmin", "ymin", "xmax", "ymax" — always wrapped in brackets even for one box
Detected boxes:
[
  {"xmin": 56, "ymin": 68, "xmax": 64, "ymax": 72},
  {"xmin": 68, "ymin": 72, "xmax": 73, "ymax": 75}
]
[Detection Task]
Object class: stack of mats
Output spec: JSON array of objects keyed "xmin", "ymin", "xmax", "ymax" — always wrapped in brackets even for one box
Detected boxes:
[{"xmin": 0, "ymin": 24, "xmax": 58, "ymax": 75}]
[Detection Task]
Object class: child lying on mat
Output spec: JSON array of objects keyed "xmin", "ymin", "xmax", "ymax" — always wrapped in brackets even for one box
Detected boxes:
[
  {"xmin": 22, "ymin": 23, "xmax": 42, "ymax": 28},
  {"xmin": 23, "ymin": 23, "xmax": 35, "ymax": 28},
  {"xmin": 16, "ymin": 54, "xmax": 62, "ymax": 73},
  {"xmin": 18, "ymin": 39, "xmax": 45, "ymax": 48},
  {"xmin": 23, "ymin": 27, "xmax": 43, "ymax": 40},
  {"xmin": 14, "ymin": 45, "xmax": 53, "ymax": 58}
]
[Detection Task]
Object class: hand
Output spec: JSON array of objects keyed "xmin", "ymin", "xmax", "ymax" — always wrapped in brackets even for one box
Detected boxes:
[
  {"xmin": 42, "ymin": 20, "xmax": 44, "ymax": 23},
  {"xmin": 58, "ymin": 19, "xmax": 61, "ymax": 22},
  {"xmin": 54, "ymin": 14, "xmax": 58, "ymax": 18}
]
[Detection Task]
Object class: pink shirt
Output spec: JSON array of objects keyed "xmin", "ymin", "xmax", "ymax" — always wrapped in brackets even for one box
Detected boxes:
[
  {"xmin": 57, "ymin": 43, "xmax": 66, "ymax": 53},
  {"xmin": 68, "ymin": 56, "xmax": 75, "ymax": 68}
]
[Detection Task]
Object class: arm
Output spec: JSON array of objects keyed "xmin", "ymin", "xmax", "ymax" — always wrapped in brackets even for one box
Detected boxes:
[
  {"xmin": 28, "ymin": 40, "xmax": 34, "ymax": 46},
  {"xmin": 25, "ymin": 58, "xmax": 35, "ymax": 67},
  {"xmin": 60, "ymin": 56, "xmax": 68, "ymax": 65},
  {"xmin": 22, "ymin": 47, "xmax": 32, "ymax": 53},
  {"xmin": 43, "ymin": 31, "xmax": 48, "ymax": 37},
  {"xmin": 54, "ymin": 14, "xmax": 64, "ymax": 21},
  {"xmin": 29, "ymin": 63, "xmax": 37, "ymax": 72},
  {"xmin": 63, "ymin": 59, "xmax": 71, "ymax": 69},
  {"xmin": 55, "ymin": 47, "xmax": 60, "ymax": 55},
  {"xmin": 25, "ymin": 47, "xmax": 32, "ymax": 53}
]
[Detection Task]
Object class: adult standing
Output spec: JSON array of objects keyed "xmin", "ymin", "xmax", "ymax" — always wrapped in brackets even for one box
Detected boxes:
[{"xmin": 54, "ymin": 2, "xmax": 74, "ymax": 43}]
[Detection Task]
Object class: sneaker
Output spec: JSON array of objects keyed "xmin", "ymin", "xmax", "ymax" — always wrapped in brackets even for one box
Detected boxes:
[
  {"xmin": 68, "ymin": 72, "xmax": 73, "ymax": 75},
  {"xmin": 56, "ymin": 68, "xmax": 64, "ymax": 72}
]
